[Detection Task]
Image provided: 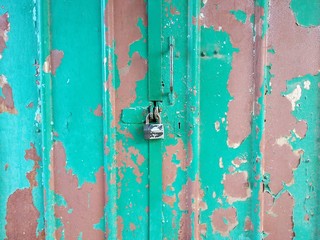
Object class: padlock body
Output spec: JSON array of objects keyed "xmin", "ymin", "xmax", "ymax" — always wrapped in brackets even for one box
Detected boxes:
[{"xmin": 144, "ymin": 123, "xmax": 164, "ymax": 139}]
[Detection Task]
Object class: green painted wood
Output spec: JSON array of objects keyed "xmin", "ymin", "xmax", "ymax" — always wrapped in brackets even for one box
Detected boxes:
[
  {"xmin": 147, "ymin": 1, "xmax": 164, "ymax": 239},
  {"xmin": 102, "ymin": 1, "xmax": 118, "ymax": 239},
  {"xmin": 149, "ymin": 137, "xmax": 163, "ymax": 240},
  {"xmin": 0, "ymin": 1, "xmax": 45, "ymax": 239},
  {"xmin": 147, "ymin": 0, "xmax": 162, "ymax": 101}
]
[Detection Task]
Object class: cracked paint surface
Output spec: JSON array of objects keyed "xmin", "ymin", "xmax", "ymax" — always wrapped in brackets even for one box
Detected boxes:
[{"xmin": 1, "ymin": 0, "xmax": 319, "ymax": 239}]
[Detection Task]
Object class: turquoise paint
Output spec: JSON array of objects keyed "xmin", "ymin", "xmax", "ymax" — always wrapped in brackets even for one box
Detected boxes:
[
  {"xmin": 283, "ymin": 73, "xmax": 320, "ymax": 239},
  {"xmin": 129, "ymin": 18, "xmax": 148, "ymax": 60},
  {"xmin": 1, "ymin": 0, "xmax": 320, "ymax": 239},
  {"xmin": 38, "ymin": 0, "xmax": 56, "ymax": 236},
  {"xmin": 290, "ymin": 0, "xmax": 320, "ymax": 27},
  {"xmin": 54, "ymin": 193, "xmax": 67, "ymax": 207},
  {"xmin": 160, "ymin": 0, "xmax": 203, "ymax": 238},
  {"xmin": 94, "ymin": 215, "xmax": 105, "ymax": 231},
  {"xmin": 0, "ymin": 1, "xmax": 43, "ymax": 238},
  {"xmin": 230, "ymin": 10, "xmax": 247, "ymax": 24},
  {"xmin": 50, "ymin": 0, "xmax": 104, "ymax": 186},
  {"xmin": 200, "ymin": 27, "xmax": 258, "ymax": 239},
  {"xmin": 109, "ymin": 2, "xmax": 150, "ymax": 239},
  {"xmin": 267, "ymin": 48, "xmax": 275, "ymax": 54},
  {"xmin": 103, "ymin": 0, "xmax": 117, "ymax": 236},
  {"xmin": 264, "ymin": 64, "xmax": 274, "ymax": 95},
  {"xmin": 255, "ymin": 0, "xmax": 270, "ymax": 39}
]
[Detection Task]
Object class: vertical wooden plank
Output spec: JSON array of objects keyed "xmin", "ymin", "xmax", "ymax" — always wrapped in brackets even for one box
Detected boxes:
[
  {"xmin": 148, "ymin": 0, "xmax": 162, "ymax": 101},
  {"xmin": 38, "ymin": 0, "xmax": 56, "ymax": 238},
  {"xmin": 148, "ymin": 1, "xmax": 164, "ymax": 239}
]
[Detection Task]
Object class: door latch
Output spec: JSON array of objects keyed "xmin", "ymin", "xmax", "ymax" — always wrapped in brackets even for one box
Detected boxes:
[{"xmin": 144, "ymin": 106, "xmax": 164, "ymax": 140}]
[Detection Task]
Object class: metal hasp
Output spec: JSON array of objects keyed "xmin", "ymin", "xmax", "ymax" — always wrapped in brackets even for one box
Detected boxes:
[
  {"xmin": 169, "ymin": 36, "xmax": 175, "ymax": 94},
  {"xmin": 168, "ymin": 36, "xmax": 175, "ymax": 105}
]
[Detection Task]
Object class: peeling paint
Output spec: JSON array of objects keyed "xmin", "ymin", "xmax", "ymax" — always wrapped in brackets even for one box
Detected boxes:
[
  {"xmin": 117, "ymin": 216, "xmax": 124, "ymax": 240},
  {"xmin": 214, "ymin": 120, "xmax": 220, "ymax": 132},
  {"xmin": 50, "ymin": 141, "xmax": 105, "ymax": 239},
  {"xmin": 290, "ymin": 0, "xmax": 320, "ymax": 27},
  {"xmin": 116, "ymin": 141, "xmax": 145, "ymax": 184},
  {"xmin": 232, "ymin": 158, "xmax": 247, "ymax": 168},
  {"xmin": 303, "ymin": 80, "xmax": 311, "ymax": 90},
  {"xmin": 162, "ymin": 139, "xmax": 189, "ymax": 191},
  {"xmin": 43, "ymin": 50, "xmax": 64, "ymax": 75},
  {"xmin": 285, "ymin": 84, "xmax": 302, "ymax": 111},
  {"xmin": 0, "ymin": 14, "xmax": 17, "ymax": 115},
  {"xmin": 222, "ymin": 171, "xmax": 251, "ymax": 204},
  {"xmin": 200, "ymin": 0, "xmax": 255, "ymax": 148},
  {"xmin": 0, "ymin": 13, "xmax": 9, "ymax": 59},
  {"xmin": 94, "ymin": 104, "xmax": 103, "ymax": 117},
  {"xmin": 0, "ymin": 75, "xmax": 17, "ymax": 114},
  {"xmin": 5, "ymin": 143, "xmax": 43, "ymax": 239},
  {"xmin": 163, "ymin": 195, "xmax": 176, "ymax": 208},
  {"xmin": 244, "ymin": 216, "xmax": 254, "ymax": 231},
  {"xmin": 261, "ymin": 2, "xmax": 320, "ymax": 238},
  {"xmin": 211, "ymin": 207, "xmax": 238, "ymax": 237},
  {"xmin": 2, "ymin": 1, "xmax": 320, "ymax": 239},
  {"xmin": 263, "ymin": 191, "xmax": 295, "ymax": 239},
  {"xmin": 6, "ymin": 190, "xmax": 45, "ymax": 240},
  {"xmin": 178, "ymin": 177, "xmax": 207, "ymax": 239}
]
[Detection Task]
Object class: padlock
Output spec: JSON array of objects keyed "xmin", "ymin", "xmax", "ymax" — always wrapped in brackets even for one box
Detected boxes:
[{"xmin": 144, "ymin": 113, "xmax": 164, "ymax": 140}]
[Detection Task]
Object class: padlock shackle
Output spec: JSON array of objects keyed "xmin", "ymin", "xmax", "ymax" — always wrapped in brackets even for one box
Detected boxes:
[{"xmin": 146, "ymin": 113, "xmax": 162, "ymax": 124}]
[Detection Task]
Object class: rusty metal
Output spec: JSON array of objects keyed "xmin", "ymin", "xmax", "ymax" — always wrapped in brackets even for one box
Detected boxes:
[{"xmin": 0, "ymin": 0, "xmax": 320, "ymax": 239}]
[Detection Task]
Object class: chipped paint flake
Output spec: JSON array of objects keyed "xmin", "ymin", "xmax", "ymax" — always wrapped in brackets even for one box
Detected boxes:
[
  {"xmin": 275, "ymin": 136, "xmax": 290, "ymax": 146},
  {"xmin": 163, "ymin": 195, "xmax": 176, "ymax": 208},
  {"xmin": 219, "ymin": 157, "xmax": 224, "ymax": 168},
  {"xmin": 0, "ymin": 75, "xmax": 17, "ymax": 114},
  {"xmin": 178, "ymin": 177, "xmax": 207, "ymax": 239},
  {"xmin": 43, "ymin": 50, "xmax": 64, "ymax": 75},
  {"xmin": 94, "ymin": 104, "xmax": 103, "ymax": 117},
  {"xmin": 232, "ymin": 158, "xmax": 247, "ymax": 168},
  {"xmin": 244, "ymin": 217, "xmax": 254, "ymax": 231},
  {"xmin": 214, "ymin": 121, "xmax": 220, "ymax": 132},
  {"xmin": 303, "ymin": 80, "xmax": 310, "ymax": 90},
  {"xmin": 162, "ymin": 139, "xmax": 189, "ymax": 190},
  {"xmin": 285, "ymin": 84, "xmax": 302, "ymax": 111},
  {"xmin": 116, "ymin": 141, "xmax": 145, "ymax": 184}
]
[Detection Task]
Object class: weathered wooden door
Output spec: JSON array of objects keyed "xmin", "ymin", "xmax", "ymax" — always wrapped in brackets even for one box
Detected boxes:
[{"xmin": 1, "ymin": 0, "xmax": 319, "ymax": 239}]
